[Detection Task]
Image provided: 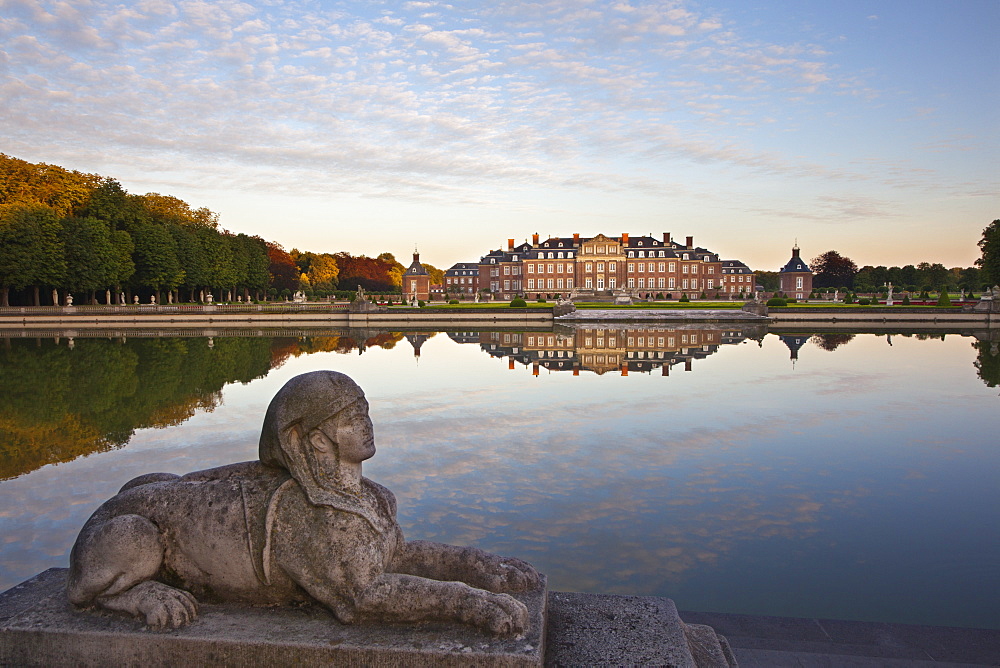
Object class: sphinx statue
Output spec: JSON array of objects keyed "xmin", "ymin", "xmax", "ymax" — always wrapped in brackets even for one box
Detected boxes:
[{"xmin": 67, "ymin": 371, "xmax": 540, "ymax": 635}]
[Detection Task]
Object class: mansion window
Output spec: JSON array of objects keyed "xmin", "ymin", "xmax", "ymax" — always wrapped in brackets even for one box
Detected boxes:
[
  {"xmin": 708, "ymin": 266, "xmax": 715, "ymax": 274},
  {"xmin": 609, "ymin": 277, "xmax": 616, "ymax": 289},
  {"xmin": 597, "ymin": 278, "xmax": 605, "ymax": 289},
  {"xmin": 585, "ymin": 278, "xmax": 592, "ymax": 288},
  {"xmin": 597, "ymin": 262, "xmax": 605, "ymax": 272},
  {"xmin": 628, "ymin": 263, "xmax": 634, "ymax": 272},
  {"xmin": 638, "ymin": 263, "xmax": 645, "ymax": 272},
  {"xmin": 609, "ymin": 262, "xmax": 616, "ymax": 271},
  {"xmin": 658, "ymin": 277, "xmax": 665, "ymax": 288},
  {"xmin": 557, "ymin": 278, "xmax": 564, "ymax": 288},
  {"xmin": 528, "ymin": 279, "xmax": 535, "ymax": 289},
  {"xmin": 690, "ymin": 265, "xmax": 697, "ymax": 274},
  {"xmin": 557, "ymin": 263, "xmax": 564, "ymax": 273},
  {"xmin": 669, "ymin": 277, "xmax": 675, "ymax": 288},
  {"xmin": 504, "ymin": 266, "xmax": 510, "ymax": 275},
  {"xmin": 796, "ymin": 276, "xmax": 803, "ymax": 289},
  {"xmin": 585, "ymin": 263, "xmax": 593, "ymax": 272},
  {"xmin": 658, "ymin": 262, "xmax": 665, "ymax": 272},
  {"xmin": 669, "ymin": 262, "xmax": 675, "ymax": 272},
  {"xmin": 707, "ymin": 279, "xmax": 714, "ymax": 289},
  {"xmin": 597, "ymin": 246, "xmax": 606, "ymax": 254},
  {"xmin": 547, "ymin": 279, "xmax": 554, "ymax": 289},
  {"xmin": 682, "ymin": 265, "xmax": 689, "ymax": 274},
  {"xmin": 638, "ymin": 278, "xmax": 645, "ymax": 288},
  {"xmin": 628, "ymin": 277, "xmax": 635, "ymax": 287},
  {"xmin": 548, "ymin": 263, "xmax": 554, "ymax": 273},
  {"xmin": 567, "ymin": 278, "xmax": 573, "ymax": 288}
]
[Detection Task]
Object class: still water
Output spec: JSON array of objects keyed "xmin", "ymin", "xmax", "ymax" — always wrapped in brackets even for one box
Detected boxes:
[{"xmin": 1, "ymin": 326, "xmax": 997, "ymax": 629}]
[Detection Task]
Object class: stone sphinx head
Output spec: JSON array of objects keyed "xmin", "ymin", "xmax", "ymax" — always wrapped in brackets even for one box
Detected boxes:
[{"xmin": 258, "ymin": 371, "xmax": 375, "ymax": 500}]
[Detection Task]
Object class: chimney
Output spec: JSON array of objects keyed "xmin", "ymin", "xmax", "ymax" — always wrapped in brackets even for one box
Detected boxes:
[
  {"xmin": 621, "ymin": 364, "xmax": 628, "ymax": 376},
  {"xmin": 573, "ymin": 366, "xmax": 580, "ymax": 376},
  {"xmin": 509, "ymin": 359, "xmax": 515, "ymax": 370},
  {"xmin": 532, "ymin": 233, "xmax": 539, "ymax": 246},
  {"xmin": 663, "ymin": 232, "xmax": 671, "ymax": 244},
  {"xmin": 508, "ymin": 238, "xmax": 515, "ymax": 251},
  {"xmin": 686, "ymin": 236, "xmax": 693, "ymax": 249},
  {"xmin": 573, "ymin": 233, "xmax": 580, "ymax": 244},
  {"xmin": 621, "ymin": 232, "xmax": 629, "ymax": 245}
]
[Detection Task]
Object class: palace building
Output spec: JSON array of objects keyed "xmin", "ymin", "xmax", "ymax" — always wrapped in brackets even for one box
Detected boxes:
[{"xmin": 450, "ymin": 232, "xmax": 756, "ymax": 301}]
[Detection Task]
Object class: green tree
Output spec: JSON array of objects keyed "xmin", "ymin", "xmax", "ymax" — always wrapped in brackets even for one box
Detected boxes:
[
  {"xmin": 0, "ymin": 203, "xmax": 66, "ymax": 306},
  {"xmin": 61, "ymin": 217, "xmax": 120, "ymax": 303},
  {"xmin": 754, "ymin": 270, "xmax": 779, "ymax": 291},
  {"xmin": 976, "ymin": 219, "xmax": 1000, "ymax": 286},
  {"xmin": 811, "ymin": 250, "xmax": 858, "ymax": 289},
  {"xmin": 130, "ymin": 223, "xmax": 183, "ymax": 300},
  {"xmin": 917, "ymin": 262, "xmax": 949, "ymax": 291}
]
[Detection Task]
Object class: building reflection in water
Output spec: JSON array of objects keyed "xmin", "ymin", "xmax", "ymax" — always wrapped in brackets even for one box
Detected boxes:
[{"xmin": 450, "ymin": 324, "xmax": 768, "ymax": 377}]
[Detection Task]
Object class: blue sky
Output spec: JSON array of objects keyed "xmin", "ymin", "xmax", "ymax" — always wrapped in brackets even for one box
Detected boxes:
[{"xmin": 2, "ymin": 0, "xmax": 997, "ymax": 271}]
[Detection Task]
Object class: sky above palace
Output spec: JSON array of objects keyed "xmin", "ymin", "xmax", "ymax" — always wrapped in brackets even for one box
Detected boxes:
[{"xmin": 3, "ymin": 0, "xmax": 997, "ymax": 271}]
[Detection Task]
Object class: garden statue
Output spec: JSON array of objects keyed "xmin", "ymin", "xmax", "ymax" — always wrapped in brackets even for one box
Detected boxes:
[
  {"xmin": 67, "ymin": 371, "xmax": 540, "ymax": 636},
  {"xmin": 133, "ymin": 295, "xmax": 139, "ymax": 304},
  {"xmin": 65, "ymin": 293, "xmax": 73, "ymax": 306}
]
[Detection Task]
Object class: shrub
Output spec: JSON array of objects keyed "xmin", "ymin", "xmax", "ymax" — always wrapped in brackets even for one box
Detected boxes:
[
  {"xmin": 766, "ymin": 297, "xmax": 787, "ymax": 306},
  {"xmin": 699, "ymin": 291, "xmax": 707, "ymax": 299},
  {"xmin": 417, "ymin": 300, "xmax": 426, "ymax": 308},
  {"xmin": 449, "ymin": 299, "xmax": 459, "ymax": 304},
  {"xmin": 786, "ymin": 298, "xmax": 797, "ymax": 304},
  {"xmin": 665, "ymin": 293, "xmax": 673, "ymax": 300},
  {"xmin": 858, "ymin": 298, "xmax": 871, "ymax": 305},
  {"xmin": 538, "ymin": 298, "xmax": 547, "ymax": 303},
  {"xmin": 510, "ymin": 297, "xmax": 527, "ymax": 307},
  {"xmin": 902, "ymin": 294, "xmax": 911, "ymax": 305},
  {"xmin": 937, "ymin": 291, "xmax": 952, "ymax": 306},
  {"xmin": 679, "ymin": 293, "xmax": 690, "ymax": 302}
]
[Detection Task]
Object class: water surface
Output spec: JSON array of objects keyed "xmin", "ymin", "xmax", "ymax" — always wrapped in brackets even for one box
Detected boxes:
[{"xmin": 1, "ymin": 327, "xmax": 997, "ymax": 629}]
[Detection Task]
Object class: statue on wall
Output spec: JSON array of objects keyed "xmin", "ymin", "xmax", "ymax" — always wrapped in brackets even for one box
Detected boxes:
[{"xmin": 67, "ymin": 371, "xmax": 539, "ymax": 635}]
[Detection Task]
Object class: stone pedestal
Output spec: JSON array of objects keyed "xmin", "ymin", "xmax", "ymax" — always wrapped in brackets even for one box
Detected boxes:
[{"xmin": 1, "ymin": 569, "xmax": 546, "ymax": 667}]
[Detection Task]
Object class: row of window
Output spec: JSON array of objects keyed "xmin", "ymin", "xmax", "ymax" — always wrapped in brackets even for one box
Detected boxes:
[
  {"xmin": 523, "ymin": 261, "xmax": 717, "ymax": 274},
  {"xmin": 523, "ymin": 333, "xmax": 714, "ymax": 348}
]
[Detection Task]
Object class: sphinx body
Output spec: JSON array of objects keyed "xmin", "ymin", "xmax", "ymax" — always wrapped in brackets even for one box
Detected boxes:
[{"xmin": 67, "ymin": 371, "xmax": 540, "ymax": 635}]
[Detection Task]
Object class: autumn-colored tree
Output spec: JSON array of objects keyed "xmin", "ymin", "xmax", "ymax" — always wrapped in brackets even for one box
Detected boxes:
[
  {"xmin": 422, "ymin": 262, "xmax": 444, "ymax": 285},
  {"xmin": 267, "ymin": 242, "xmax": 299, "ymax": 293}
]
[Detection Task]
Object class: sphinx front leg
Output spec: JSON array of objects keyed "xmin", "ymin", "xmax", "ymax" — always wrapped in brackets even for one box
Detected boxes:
[
  {"xmin": 354, "ymin": 573, "xmax": 528, "ymax": 636},
  {"xmin": 67, "ymin": 513, "xmax": 198, "ymax": 629},
  {"xmin": 393, "ymin": 540, "xmax": 542, "ymax": 593}
]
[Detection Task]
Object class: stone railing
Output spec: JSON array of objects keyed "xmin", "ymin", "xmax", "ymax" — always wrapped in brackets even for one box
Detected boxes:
[{"xmin": 0, "ymin": 303, "xmax": 351, "ymax": 316}]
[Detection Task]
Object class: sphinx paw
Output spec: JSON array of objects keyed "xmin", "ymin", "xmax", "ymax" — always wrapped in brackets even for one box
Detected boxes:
[
  {"xmin": 102, "ymin": 580, "xmax": 199, "ymax": 629},
  {"xmin": 477, "ymin": 592, "xmax": 529, "ymax": 636}
]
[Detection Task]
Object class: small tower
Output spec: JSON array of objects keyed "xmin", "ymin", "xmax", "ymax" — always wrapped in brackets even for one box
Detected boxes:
[
  {"xmin": 404, "ymin": 249, "xmax": 430, "ymax": 302},
  {"xmin": 779, "ymin": 244, "xmax": 813, "ymax": 299}
]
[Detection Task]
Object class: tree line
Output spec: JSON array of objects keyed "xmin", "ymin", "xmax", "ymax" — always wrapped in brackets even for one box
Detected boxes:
[
  {"xmin": 0, "ymin": 154, "xmax": 446, "ymax": 306},
  {"xmin": 755, "ymin": 226, "xmax": 998, "ymax": 294}
]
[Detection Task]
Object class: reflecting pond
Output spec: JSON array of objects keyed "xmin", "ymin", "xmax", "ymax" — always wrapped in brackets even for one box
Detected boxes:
[{"xmin": 1, "ymin": 325, "xmax": 998, "ymax": 629}]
